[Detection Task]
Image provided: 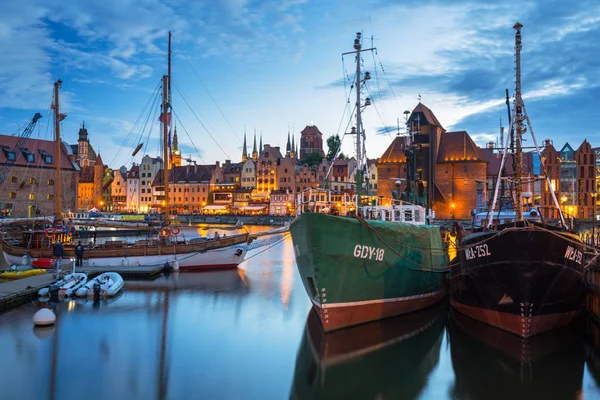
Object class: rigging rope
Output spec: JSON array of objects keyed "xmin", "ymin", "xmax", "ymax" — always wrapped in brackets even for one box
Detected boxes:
[
  {"xmin": 172, "ymin": 81, "xmax": 230, "ymax": 160},
  {"xmin": 173, "ymin": 38, "xmax": 242, "ymax": 145}
]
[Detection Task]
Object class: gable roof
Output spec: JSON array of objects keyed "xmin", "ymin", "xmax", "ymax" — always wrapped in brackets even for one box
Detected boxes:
[
  {"xmin": 411, "ymin": 103, "xmax": 444, "ymax": 129},
  {"xmin": 437, "ymin": 131, "xmax": 484, "ymax": 162},
  {"xmin": 378, "ymin": 136, "xmax": 408, "ymax": 164},
  {"xmin": 300, "ymin": 125, "xmax": 323, "ymax": 136}
]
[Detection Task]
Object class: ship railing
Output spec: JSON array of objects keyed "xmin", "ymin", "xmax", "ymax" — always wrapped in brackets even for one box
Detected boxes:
[{"xmin": 360, "ymin": 204, "xmax": 426, "ymax": 225}]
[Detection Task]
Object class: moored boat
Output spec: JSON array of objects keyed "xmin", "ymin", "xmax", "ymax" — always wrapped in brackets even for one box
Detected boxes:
[
  {"xmin": 290, "ymin": 33, "xmax": 448, "ymax": 332},
  {"xmin": 38, "ymin": 272, "xmax": 87, "ymax": 298},
  {"xmin": 1, "ymin": 265, "xmax": 47, "ymax": 279},
  {"xmin": 76, "ymin": 272, "xmax": 124, "ymax": 297},
  {"xmin": 1, "ymin": 33, "xmax": 250, "ymax": 271},
  {"xmin": 450, "ymin": 23, "xmax": 587, "ymax": 338}
]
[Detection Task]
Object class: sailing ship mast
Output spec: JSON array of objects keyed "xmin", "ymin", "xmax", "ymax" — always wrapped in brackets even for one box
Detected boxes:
[
  {"xmin": 343, "ymin": 32, "xmax": 374, "ymax": 211},
  {"xmin": 52, "ymin": 79, "xmax": 66, "ymax": 223},
  {"xmin": 162, "ymin": 32, "xmax": 171, "ymax": 225},
  {"xmin": 487, "ymin": 23, "xmax": 566, "ymax": 228},
  {"xmin": 514, "ymin": 22, "xmax": 524, "ymax": 221}
]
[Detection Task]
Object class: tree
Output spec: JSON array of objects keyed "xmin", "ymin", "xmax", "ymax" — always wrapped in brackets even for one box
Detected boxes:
[
  {"xmin": 300, "ymin": 152, "xmax": 324, "ymax": 167},
  {"xmin": 326, "ymin": 135, "xmax": 342, "ymax": 161}
]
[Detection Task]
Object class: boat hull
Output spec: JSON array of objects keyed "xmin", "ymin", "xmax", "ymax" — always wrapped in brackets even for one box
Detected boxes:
[
  {"xmin": 289, "ymin": 303, "xmax": 446, "ymax": 399},
  {"xmin": 290, "ymin": 212, "xmax": 447, "ymax": 332},
  {"xmin": 2, "ymin": 234, "xmax": 249, "ymax": 270},
  {"xmin": 450, "ymin": 225, "xmax": 585, "ymax": 337}
]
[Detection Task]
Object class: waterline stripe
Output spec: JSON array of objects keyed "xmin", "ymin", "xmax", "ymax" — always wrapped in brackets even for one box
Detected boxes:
[{"xmin": 311, "ymin": 290, "xmax": 442, "ymax": 309}]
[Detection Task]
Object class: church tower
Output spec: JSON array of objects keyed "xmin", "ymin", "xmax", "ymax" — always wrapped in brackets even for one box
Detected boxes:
[
  {"xmin": 77, "ymin": 121, "xmax": 91, "ymax": 167},
  {"xmin": 291, "ymin": 134, "xmax": 296, "ymax": 158},
  {"xmin": 172, "ymin": 123, "xmax": 182, "ymax": 167},
  {"xmin": 300, "ymin": 124, "xmax": 325, "ymax": 159}
]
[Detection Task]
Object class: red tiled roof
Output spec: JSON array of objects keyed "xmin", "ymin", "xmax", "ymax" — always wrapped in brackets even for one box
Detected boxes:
[
  {"xmin": 378, "ymin": 136, "xmax": 408, "ymax": 164},
  {"xmin": 437, "ymin": 131, "xmax": 483, "ymax": 162},
  {"xmin": 300, "ymin": 125, "xmax": 323, "ymax": 136},
  {"xmin": 79, "ymin": 166, "xmax": 95, "ymax": 183},
  {"xmin": 0, "ymin": 134, "xmax": 77, "ymax": 171},
  {"xmin": 412, "ymin": 103, "xmax": 444, "ymax": 130}
]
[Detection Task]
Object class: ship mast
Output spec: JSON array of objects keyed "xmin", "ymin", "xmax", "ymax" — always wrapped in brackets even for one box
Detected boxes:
[
  {"xmin": 488, "ymin": 23, "xmax": 567, "ymax": 228},
  {"xmin": 514, "ymin": 22, "xmax": 524, "ymax": 221},
  {"xmin": 52, "ymin": 79, "xmax": 66, "ymax": 223},
  {"xmin": 162, "ymin": 32, "xmax": 171, "ymax": 224},
  {"xmin": 343, "ymin": 32, "xmax": 374, "ymax": 211}
]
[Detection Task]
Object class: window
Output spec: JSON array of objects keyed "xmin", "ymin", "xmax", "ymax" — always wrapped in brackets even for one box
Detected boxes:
[
  {"xmin": 47, "ymin": 194, "xmax": 54, "ymax": 200},
  {"xmin": 10, "ymin": 176, "xmax": 17, "ymax": 183},
  {"xmin": 29, "ymin": 193, "xmax": 36, "ymax": 200},
  {"xmin": 9, "ymin": 192, "xmax": 16, "ymax": 198},
  {"xmin": 29, "ymin": 177, "xmax": 36, "ymax": 184}
]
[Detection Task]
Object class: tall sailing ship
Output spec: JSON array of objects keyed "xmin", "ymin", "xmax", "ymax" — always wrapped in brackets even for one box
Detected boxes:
[
  {"xmin": 1, "ymin": 33, "xmax": 249, "ymax": 270},
  {"xmin": 290, "ymin": 33, "xmax": 448, "ymax": 332},
  {"xmin": 450, "ymin": 23, "xmax": 586, "ymax": 337}
]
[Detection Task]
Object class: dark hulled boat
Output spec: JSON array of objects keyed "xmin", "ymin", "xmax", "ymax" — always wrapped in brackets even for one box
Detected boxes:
[
  {"xmin": 449, "ymin": 309, "xmax": 585, "ymax": 399},
  {"xmin": 451, "ymin": 220, "xmax": 585, "ymax": 337},
  {"xmin": 450, "ymin": 23, "xmax": 587, "ymax": 338}
]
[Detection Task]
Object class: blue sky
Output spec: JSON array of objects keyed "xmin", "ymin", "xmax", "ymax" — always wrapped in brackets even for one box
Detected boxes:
[{"xmin": 1, "ymin": 0, "xmax": 599, "ymax": 169}]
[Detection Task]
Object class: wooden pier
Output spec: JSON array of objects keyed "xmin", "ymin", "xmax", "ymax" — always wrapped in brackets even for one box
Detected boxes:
[{"xmin": 0, "ymin": 273, "xmax": 55, "ymax": 312}]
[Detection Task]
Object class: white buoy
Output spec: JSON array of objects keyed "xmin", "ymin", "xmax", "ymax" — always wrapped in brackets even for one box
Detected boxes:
[
  {"xmin": 172, "ymin": 259, "xmax": 180, "ymax": 271},
  {"xmin": 33, "ymin": 308, "xmax": 56, "ymax": 326}
]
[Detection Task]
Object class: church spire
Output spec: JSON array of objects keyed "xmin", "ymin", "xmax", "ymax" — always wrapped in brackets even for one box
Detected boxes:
[
  {"xmin": 259, "ymin": 131, "xmax": 263, "ymax": 154},
  {"xmin": 173, "ymin": 122, "xmax": 179, "ymax": 152},
  {"xmin": 242, "ymin": 127, "xmax": 248, "ymax": 163},
  {"xmin": 286, "ymin": 128, "xmax": 291, "ymax": 154},
  {"xmin": 291, "ymin": 133, "xmax": 296, "ymax": 158},
  {"xmin": 252, "ymin": 129, "xmax": 258, "ymax": 162}
]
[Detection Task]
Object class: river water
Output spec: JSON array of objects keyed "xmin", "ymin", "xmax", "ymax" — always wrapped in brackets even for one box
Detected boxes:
[{"xmin": 1, "ymin": 225, "xmax": 600, "ymax": 400}]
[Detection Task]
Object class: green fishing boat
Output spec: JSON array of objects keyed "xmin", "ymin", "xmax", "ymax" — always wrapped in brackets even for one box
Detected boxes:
[{"xmin": 290, "ymin": 33, "xmax": 448, "ymax": 332}]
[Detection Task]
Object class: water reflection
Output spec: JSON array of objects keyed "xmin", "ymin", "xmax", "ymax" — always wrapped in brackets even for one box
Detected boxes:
[
  {"xmin": 289, "ymin": 303, "xmax": 446, "ymax": 400},
  {"xmin": 448, "ymin": 310, "xmax": 584, "ymax": 399}
]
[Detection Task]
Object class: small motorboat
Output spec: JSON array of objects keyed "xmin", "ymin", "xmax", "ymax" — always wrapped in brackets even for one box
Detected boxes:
[
  {"xmin": 1, "ymin": 265, "xmax": 47, "ymax": 280},
  {"xmin": 75, "ymin": 272, "xmax": 124, "ymax": 298},
  {"xmin": 38, "ymin": 273, "xmax": 88, "ymax": 298}
]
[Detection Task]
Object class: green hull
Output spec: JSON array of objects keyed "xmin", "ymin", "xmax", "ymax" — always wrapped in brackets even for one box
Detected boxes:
[
  {"xmin": 289, "ymin": 303, "xmax": 445, "ymax": 399},
  {"xmin": 290, "ymin": 212, "xmax": 448, "ymax": 331}
]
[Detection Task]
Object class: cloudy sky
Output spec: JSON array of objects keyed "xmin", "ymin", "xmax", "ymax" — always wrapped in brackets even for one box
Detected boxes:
[{"xmin": 1, "ymin": 0, "xmax": 599, "ymax": 169}]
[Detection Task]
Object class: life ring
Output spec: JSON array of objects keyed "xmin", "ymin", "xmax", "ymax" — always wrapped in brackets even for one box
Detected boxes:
[
  {"xmin": 160, "ymin": 227, "xmax": 172, "ymax": 237},
  {"xmin": 171, "ymin": 227, "xmax": 181, "ymax": 235},
  {"xmin": 44, "ymin": 228, "xmax": 55, "ymax": 238}
]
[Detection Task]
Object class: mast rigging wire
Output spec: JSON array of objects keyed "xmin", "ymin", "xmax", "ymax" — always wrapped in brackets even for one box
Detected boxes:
[{"xmin": 173, "ymin": 37, "xmax": 241, "ymax": 145}]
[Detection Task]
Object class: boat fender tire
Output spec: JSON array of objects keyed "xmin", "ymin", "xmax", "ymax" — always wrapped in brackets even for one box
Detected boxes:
[
  {"xmin": 171, "ymin": 227, "xmax": 181, "ymax": 235},
  {"xmin": 44, "ymin": 228, "xmax": 55, "ymax": 238}
]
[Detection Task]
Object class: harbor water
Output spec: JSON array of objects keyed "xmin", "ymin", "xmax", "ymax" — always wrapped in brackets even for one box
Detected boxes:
[{"xmin": 2, "ymin": 225, "xmax": 600, "ymax": 399}]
